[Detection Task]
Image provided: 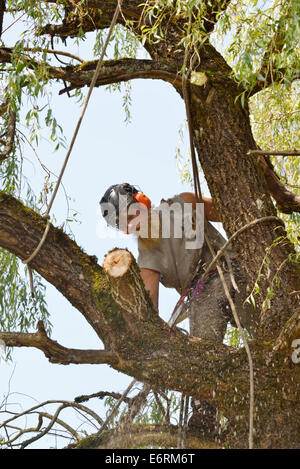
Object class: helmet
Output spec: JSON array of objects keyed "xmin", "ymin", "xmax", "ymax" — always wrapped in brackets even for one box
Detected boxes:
[{"xmin": 100, "ymin": 183, "xmax": 139, "ymax": 228}]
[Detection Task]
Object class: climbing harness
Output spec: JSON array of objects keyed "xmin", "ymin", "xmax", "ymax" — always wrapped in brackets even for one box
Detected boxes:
[{"xmin": 169, "ymin": 264, "xmax": 218, "ymax": 328}]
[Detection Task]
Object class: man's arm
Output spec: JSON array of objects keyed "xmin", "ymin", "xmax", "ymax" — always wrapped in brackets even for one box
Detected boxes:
[
  {"xmin": 179, "ymin": 192, "xmax": 220, "ymax": 222},
  {"xmin": 140, "ymin": 268, "xmax": 160, "ymax": 310}
]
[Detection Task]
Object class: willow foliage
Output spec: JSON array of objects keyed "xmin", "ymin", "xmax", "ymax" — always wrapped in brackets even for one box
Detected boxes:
[{"xmin": 0, "ymin": 0, "xmax": 299, "ymax": 344}]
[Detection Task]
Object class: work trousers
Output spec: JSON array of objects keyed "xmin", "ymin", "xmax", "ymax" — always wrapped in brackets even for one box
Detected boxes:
[
  {"xmin": 188, "ymin": 260, "xmax": 259, "ymax": 435},
  {"xmin": 189, "ymin": 260, "xmax": 259, "ymax": 341}
]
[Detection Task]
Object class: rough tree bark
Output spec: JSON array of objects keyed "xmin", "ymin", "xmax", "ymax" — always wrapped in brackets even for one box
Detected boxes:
[{"xmin": 0, "ymin": 0, "xmax": 299, "ymax": 449}]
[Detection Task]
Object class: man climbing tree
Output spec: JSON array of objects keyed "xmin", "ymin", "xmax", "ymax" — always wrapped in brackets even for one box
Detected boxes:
[
  {"xmin": 100, "ymin": 182, "xmax": 262, "ymax": 436},
  {"xmin": 0, "ymin": 0, "xmax": 299, "ymax": 449}
]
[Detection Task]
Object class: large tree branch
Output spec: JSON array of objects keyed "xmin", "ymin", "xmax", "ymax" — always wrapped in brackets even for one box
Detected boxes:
[
  {"xmin": 36, "ymin": 0, "xmax": 298, "ymax": 104},
  {"xmin": 0, "ymin": 46, "xmax": 231, "ymax": 93},
  {"xmin": 0, "ymin": 320, "xmax": 118, "ymax": 365},
  {"xmin": 37, "ymin": 10, "xmax": 113, "ymax": 38},
  {"xmin": 0, "ymin": 48, "xmax": 181, "ymax": 90},
  {"xmin": 0, "ymin": 192, "xmax": 233, "ymax": 396},
  {"xmin": 38, "ymin": 0, "xmax": 142, "ymax": 38},
  {"xmin": 0, "ymin": 1, "xmax": 298, "ymax": 449},
  {"xmin": 2, "ymin": 47, "xmax": 299, "ymax": 216},
  {"xmin": 38, "ymin": 0, "xmax": 232, "ymax": 39},
  {"xmin": 60, "ymin": 58, "xmax": 182, "ymax": 93},
  {"xmin": 256, "ymin": 155, "xmax": 300, "ymax": 214},
  {"xmin": 16, "ymin": 2, "xmax": 298, "ymax": 217},
  {"xmin": 1, "ymin": 190, "xmax": 297, "ymax": 423},
  {"xmin": 0, "ymin": 191, "xmax": 122, "ymax": 350}
]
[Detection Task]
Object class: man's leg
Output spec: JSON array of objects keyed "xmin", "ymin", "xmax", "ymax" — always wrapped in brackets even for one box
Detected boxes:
[
  {"xmin": 188, "ymin": 272, "xmax": 231, "ymax": 436},
  {"xmin": 188, "ymin": 262, "xmax": 259, "ymax": 436}
]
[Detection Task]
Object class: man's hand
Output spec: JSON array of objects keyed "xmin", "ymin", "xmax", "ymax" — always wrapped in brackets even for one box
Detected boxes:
[{"xmin": 179, "ymin": 192, "xmax": 220, "ymax": 222}]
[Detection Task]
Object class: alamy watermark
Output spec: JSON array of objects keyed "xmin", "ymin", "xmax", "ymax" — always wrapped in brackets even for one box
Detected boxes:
[
  {"xmin": 99, "ymin": 195, "xmax": 205, "ymax": 249},
  {"xmin": 291, "ymin": 338, "xmax": 300, "ymax": 364}
]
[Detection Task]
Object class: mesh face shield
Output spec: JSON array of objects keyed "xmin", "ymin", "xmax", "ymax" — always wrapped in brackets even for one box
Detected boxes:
[{"xmin": 99, "ymin": 183, "xmax": 139, "ymax": 229}]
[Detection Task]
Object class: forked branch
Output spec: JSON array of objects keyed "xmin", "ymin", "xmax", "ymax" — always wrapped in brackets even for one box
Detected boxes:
[{"xmin": 0, "ymin": 320, "xmax": 118, "ymax": 365}]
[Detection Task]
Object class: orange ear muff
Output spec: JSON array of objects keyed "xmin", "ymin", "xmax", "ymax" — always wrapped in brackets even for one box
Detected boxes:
[{"xmin": 134, "ymin": 192, "xmax": 151, "ymax": 209}]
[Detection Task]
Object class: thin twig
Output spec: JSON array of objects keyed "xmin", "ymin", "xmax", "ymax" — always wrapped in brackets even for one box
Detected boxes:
[
  {"xmin": 153, "ymin": 392, "xmax": 167, "ymax": 421},
  {"xmin": 137, "ymin": 0, "xmax": 151, "ymax": 29},
  {"xmin": 16, "ymin": 127, "xmax": 72, "ymax": 223},
  {"xmin": 1, "ymin": 411, "xmax": 81, "ymax": 446},
  {"xmin": 20, "ymin": 402, "xmax": 69, "ymax": 448},
  {"xmin": 160, "ymin": 392, "xmax": 171, "ymax": 425},
  {"xmin": 9, "ymin": 46, "xmax": 84, "ymax": 64},
  {"xmin": 183, "ymin": 395, "xmax": 190, "ymax": 441},
  {"xmin": 1, "ymin": 12, "xmax": 25, "ymax": 35},
  {"xmin": 75, "ymin": 391, "xmax": 132, "ymax": 405},
  {"xmin": 0, "ymin": 400, "xmax": 104, "ymax": 431},
  {"xmin": 28, "ymin": 266, "xmax": 34, "ymax": 298},
  {"xmin": 248, "ymin": 150, "xmax": 300, "ymax": 156},
  {"xmin": 34, "ymin": 412, "xmax": 81, "ymax": 441},
  {"xmin": 177, "ymin": 393, "xmax": 185, "ymax": 449},
  {"xmin": 251, "ymin": 109, "xmax": 300, "ymax": 124},
  {"xmin": 177, "ymin": 394, "xmax": 189, "ymax": 449},
  {"xmin": 118, "ymin": 384, "xmax": 151, "ymax": 427},
  {"xmin": 97, "ymin": 380, "xmax": 136, "ymax": 435},
  {"xmin": 202, "ymin": 216, "xmax": 284, "ymax": 281}
]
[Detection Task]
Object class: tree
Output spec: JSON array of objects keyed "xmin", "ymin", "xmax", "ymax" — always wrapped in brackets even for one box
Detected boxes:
[{"xmin": 0, "ymin": 0, "xmax": 299, "ymax": 449}]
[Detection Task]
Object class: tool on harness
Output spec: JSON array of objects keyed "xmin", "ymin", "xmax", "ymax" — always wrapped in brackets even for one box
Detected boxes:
[
  {"xmin": 169, "ymin": 255, "xmax": 236, "ymax": 328},
  {"xmin": 168, "ymin": 260, "xmax": 218, "ymax": 328}
]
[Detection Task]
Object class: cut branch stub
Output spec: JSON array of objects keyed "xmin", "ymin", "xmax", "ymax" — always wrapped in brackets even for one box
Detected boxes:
[
  {"xmin": 103, "ymin": 249, "xmax": 132, "ymax": 278},
  {"xmin": 103, "ymin": 248, "xmax": 155, "ymax": 326}
]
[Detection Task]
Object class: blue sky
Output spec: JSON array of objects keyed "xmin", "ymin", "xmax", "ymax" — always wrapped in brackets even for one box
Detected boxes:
[{"xmin": 0, "ymin": 14, "xmax": 223, "ymax": 448}]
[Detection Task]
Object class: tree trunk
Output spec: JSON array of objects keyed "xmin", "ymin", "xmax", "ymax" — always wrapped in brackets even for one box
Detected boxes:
[
  {"xmin": 188, "ymin": 76, "xmax": 300, "ymax": 340},
  {"xmin": 142, "ymin": 20, "xmax": 300, "ymax": 341},
  {"xmin": 0, "ymin": 1, "xmax": 299, "ymax": 448}
]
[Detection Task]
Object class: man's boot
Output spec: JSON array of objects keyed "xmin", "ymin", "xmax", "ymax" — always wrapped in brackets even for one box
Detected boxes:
[{"xmin": 188, "ymin": 399, "xmax": 220, "ymax": 437}]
